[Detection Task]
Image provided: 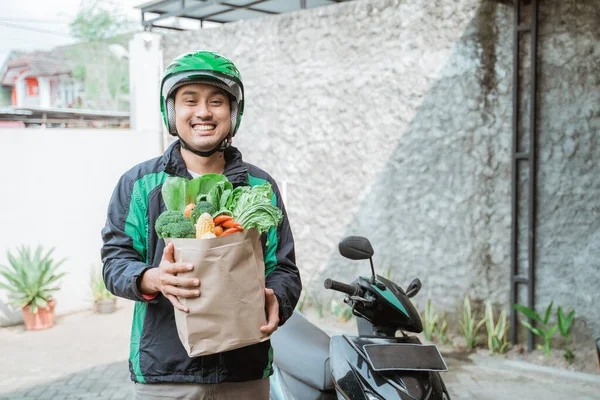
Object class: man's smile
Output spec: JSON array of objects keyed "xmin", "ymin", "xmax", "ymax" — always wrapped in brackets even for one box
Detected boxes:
[{"xmin": 191, "ymin": 122, "xmax": 217, "ymax": 134}]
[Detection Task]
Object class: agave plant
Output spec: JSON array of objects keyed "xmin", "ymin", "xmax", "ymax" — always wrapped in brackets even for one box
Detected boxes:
[
  {"xmin": 422, "ymin": 295, "xmax": 439, "ymax": 342},
  {"xmin": 90, "ymin": 264, "xmax": 114, "ymax": 302},
  {"xmin": 0, "ymin": 245, "xmax": 67, "ymax": 313},
  {"xmin": 459, "ymin": 294, "xmax": 485, "ymax": 349},
  {"xmin": 484, "ymin": 301, "xmax": 509, "ymax": 355}
]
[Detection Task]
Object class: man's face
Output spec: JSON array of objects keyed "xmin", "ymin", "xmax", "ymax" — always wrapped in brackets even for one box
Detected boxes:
[{"xmin": 174, "ymin": 83, "xmax": 231, "ymax": 152}]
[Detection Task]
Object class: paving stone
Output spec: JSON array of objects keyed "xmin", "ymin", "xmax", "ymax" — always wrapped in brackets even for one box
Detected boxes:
[{"xmin": 1, "ymin": 302, "xmax": 600, "ymax": 399}]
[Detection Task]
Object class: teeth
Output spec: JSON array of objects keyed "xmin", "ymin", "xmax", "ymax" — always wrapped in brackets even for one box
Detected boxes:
[{"xmin": 193, "ymin": 125, "xmax": 215, "ymax": 131}]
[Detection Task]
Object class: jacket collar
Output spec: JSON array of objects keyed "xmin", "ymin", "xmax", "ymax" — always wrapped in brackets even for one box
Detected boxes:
[{"xmin": 163, "ymin": 140, "xmax": 249, "ymax": 185}]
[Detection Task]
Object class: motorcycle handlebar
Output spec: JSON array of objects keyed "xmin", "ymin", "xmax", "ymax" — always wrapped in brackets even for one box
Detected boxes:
[{"xmin": 324, "ymin": 278, "xmax": 359, "ymax": 296}]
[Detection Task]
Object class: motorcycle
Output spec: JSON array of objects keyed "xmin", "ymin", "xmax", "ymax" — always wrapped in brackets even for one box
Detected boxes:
[{"xmin": 270, "ymin": 235, "xmax": 451, "ymax": 400}]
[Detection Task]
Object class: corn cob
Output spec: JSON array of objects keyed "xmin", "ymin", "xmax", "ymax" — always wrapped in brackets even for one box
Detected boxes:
[{"xmin": 196, "ymin": 213, "xmax": 215, "ymax": 238}]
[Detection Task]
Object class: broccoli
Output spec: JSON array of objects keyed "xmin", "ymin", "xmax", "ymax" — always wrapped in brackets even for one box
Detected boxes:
[
  {"xmin": 190, "ymin": 201, "xmax": 216, "ymax": 224},
  {"xmin": 155, "ymin": 210, "xmax": 196, "ymax": 239}
]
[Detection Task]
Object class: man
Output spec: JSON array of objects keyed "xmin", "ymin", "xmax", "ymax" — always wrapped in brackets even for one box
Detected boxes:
[{"xmin": 101, "ymin": 51, "xmax": 301, "ymax": 400}]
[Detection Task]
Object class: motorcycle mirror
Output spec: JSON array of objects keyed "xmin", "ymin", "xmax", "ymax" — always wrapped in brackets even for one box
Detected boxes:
[
  {"xmin": 338, "ymin": 236, "xmax": 374, "ymax": 260},
  {"xmin": 405, "ymin": 278, "xmax": 422, "ymax": 298}
]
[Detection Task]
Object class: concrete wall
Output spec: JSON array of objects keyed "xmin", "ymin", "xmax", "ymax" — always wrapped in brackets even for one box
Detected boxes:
[
  {"xmin": 161, "ymin": 0, "xmax": 599, "ymax": 339},
  {"xmin": 534, "ymin": 0, "xmax": 600, "ymax": 341},
  {"xmin": 0, "ymin": 129, "xmax": 161, "ymax": 325}
]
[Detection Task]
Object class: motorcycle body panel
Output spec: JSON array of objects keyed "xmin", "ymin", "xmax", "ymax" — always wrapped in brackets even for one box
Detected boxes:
[
  {"xmin": 330, "ymin": 335, "xmax": 449, "ymax": 400},
  {"xmin": 353, "ymin": 276, "xmax": 423, "ymax": 334},
  {"xmin": 270, "ymin": 365, "xmax": 338, "ymax": 400}
]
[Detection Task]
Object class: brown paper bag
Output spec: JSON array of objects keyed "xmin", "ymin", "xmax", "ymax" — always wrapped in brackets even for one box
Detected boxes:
[{"xmin": 166, "ymin": 228, "xmax": 269, "ymax": 357}]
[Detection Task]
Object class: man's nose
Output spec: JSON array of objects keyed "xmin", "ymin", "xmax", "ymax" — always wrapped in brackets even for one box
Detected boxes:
[{"xmin": 194, "ymin": 103, "xmax": 212, "ymax": 119}]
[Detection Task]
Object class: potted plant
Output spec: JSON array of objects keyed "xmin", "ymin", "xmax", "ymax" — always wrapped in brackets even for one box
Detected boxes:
[
  {"xmin": 91, "ymin": 264, "xmax": 116, "ymax": 313},
  {"xmin": 0, "ymin": 245, "xmax": 66, "ymax": 330}
]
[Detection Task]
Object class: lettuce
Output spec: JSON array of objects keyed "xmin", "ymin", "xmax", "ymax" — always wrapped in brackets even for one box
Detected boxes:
[
  {"xmin": 207, "ymin": 180, "xmax": 233, "ymax": 209},
  {"xmin": 236, "ymin": 202, "xmax": 283, "ymax": 234},
  {"xmin": 231, "ymin": 183, "xmax": 283, "ymax": 234},
  {"xmin": 162, "ymin": 177, "xmax": 187, "ymax": 212},
  {"xmin": 162, "ymin": 174, "xmax": 229, "ymax": 212}
]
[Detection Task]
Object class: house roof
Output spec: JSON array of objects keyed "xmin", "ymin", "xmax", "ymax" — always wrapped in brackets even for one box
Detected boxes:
[
  {"xmin": 1, "ymin": 51, "xmax": 72, "ymax": 86},
  {"xmin": 6, "ymin": 52, "xmax": 71, "ymax": 76},
  {"xmin": 0, "ymin": 51, "xmax": 25, "ymax": 86}
]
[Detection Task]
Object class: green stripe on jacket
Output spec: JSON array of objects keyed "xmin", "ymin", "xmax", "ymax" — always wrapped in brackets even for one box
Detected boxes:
[
  {"xmin": 124, "ymin": 172, "xmax": 168, "ymax": 383},
  {"xmin": 247, "ymin": 174, "xmax": 279, "ymax": 379},
  {"xmin": 247, "ymin": 175, "xmax": 279, "ymax": 277}
]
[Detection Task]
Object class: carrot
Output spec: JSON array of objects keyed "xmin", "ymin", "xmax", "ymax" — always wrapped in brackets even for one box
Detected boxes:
[
  {"xmin": 214, "ymin": 225, "xmax": 224, "ymax": 237},
  {"xmin": 213, "ymin": 215, "xmax": 234, "ymax": 225},
  {"xmin": 221, "ymin": 227, "xmax": 244, "ymax": 236},
  {"xmin": 221, "ymin": 220, "xmax": 242, "ymax": 229},
  {"xmin": 184, "ymin": 203, "xmax": 195, "ymax": 218}
]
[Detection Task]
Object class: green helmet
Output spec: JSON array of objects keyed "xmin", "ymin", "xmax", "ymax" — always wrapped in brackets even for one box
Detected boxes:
[{"xmin": 160, "ymin": 51, "xmax": 244, "ymax": 137}]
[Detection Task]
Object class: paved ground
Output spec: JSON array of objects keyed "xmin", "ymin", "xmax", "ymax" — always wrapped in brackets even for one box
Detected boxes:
[{"xmin": 1, "ymin": 300, "xmax": 599, "ymax": 399}]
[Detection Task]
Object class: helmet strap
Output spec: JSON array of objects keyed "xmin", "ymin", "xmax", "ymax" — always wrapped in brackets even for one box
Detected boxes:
[{"xmin": 179, "ymin": 134, "xmax": 232, "ymax": 158}]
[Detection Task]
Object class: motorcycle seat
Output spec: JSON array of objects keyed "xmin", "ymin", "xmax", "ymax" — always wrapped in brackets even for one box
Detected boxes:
[{"xmin": 271, "ymin": 311, "xmax": 334, "ymax": 391}]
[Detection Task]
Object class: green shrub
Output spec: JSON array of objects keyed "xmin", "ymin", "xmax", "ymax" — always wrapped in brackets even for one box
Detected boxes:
[
  {"xmin": 557, "ymin": 306, "xmax": 575, "ymax": 364},
  {"xmin": 513, "ymin": 302, "xmax": 557, "ymax": 357}
]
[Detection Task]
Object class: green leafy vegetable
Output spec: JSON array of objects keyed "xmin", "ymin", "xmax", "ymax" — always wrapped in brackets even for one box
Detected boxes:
[
  {"xmin": 220, "ymin": 189, "xmax": 232, "ymax": 210},
  {"xmin": 228, "ymin": 186, "xmax": 251, "ymax": 210},
  {"xmin": 207, "ymin": 180, "xmax": 233, "ymax": 210},
  {"xmin": 231, "ymin": 183, "xmax": 283, "ymax": 234},
  {"xmin": 163, "ymin": 174, "xmax": 229, "ymax": 212},
  {"xmin": 162, "ymin": 177, "xmax": 187, "ymax": 212},
  {"xmin": 236, "ymin": 203, "xmax": 282, "ymax": 233},
  {"xmin": 160, "ymin": 176, "xmax": 283, "ymax": 236},
  {"xmin": 186, "ymin": 178, "xmax": 201, "ymax": 205},
  {"xmin": 197, "ymin": 174, "xmax": 228, "ymax": 196}
]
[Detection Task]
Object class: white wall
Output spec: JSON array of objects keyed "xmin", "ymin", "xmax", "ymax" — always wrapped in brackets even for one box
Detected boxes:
[{"xmin": 0, "ymin": 129, "xmax": 161, "ymax": 325}]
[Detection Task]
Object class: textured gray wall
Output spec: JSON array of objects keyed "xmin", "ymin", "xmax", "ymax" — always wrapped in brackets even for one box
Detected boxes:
[
  {"xmin": 534, "ymin": 1, "xmax": 600, "ymax": 341},
  {"xmin": 162, "ymin": 0, "xmax": 599, "ymax": 340}
]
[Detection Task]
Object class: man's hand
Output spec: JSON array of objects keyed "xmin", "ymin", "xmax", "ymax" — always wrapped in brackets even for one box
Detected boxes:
[
  {"xmin": 260, "ymin": 288, "xmax": 280, "ymax": 335},
  {"xmin": 139, "ymin": 243, "xmax": 200, "ymax": 313}
]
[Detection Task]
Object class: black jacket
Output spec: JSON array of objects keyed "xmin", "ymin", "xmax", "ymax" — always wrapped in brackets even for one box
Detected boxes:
[{"xmin": 101, "ymin": 140, "xmax": 301, "ymax": 383}]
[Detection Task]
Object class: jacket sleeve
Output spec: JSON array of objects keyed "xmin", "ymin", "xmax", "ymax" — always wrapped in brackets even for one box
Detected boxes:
[
  {"xmin": 100, "ymin": 174, "xmax": 158, "ymax": 303},
  {"xmin": 264, "ymin": 180, "xmax": 302, "ymax": 326}
]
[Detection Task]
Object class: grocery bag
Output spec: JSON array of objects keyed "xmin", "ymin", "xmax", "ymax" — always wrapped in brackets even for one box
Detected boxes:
[{"xmin": 166, "ymin": 228, "xmax": 269, "ymax": 357}]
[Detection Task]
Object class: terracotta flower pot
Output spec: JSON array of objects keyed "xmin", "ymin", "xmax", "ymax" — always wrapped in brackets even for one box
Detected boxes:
[{"xmin": 22, "ymin": 299, "xmax": 56, "ymax": 331}]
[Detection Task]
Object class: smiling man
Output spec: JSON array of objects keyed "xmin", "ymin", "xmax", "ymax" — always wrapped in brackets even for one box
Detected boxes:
[{"xmin": 101, "ymin": 51, "xmax": 301, "ymax": 400}]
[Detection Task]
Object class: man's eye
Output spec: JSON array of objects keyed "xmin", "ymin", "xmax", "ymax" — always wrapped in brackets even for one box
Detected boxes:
[
  {"xmin": 211, "ymin": 100, "xmax": 224, "ymax": 105},
  {"xmin": 185, "ymin": 100, "xmax": 196, "ymax": 104}
]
